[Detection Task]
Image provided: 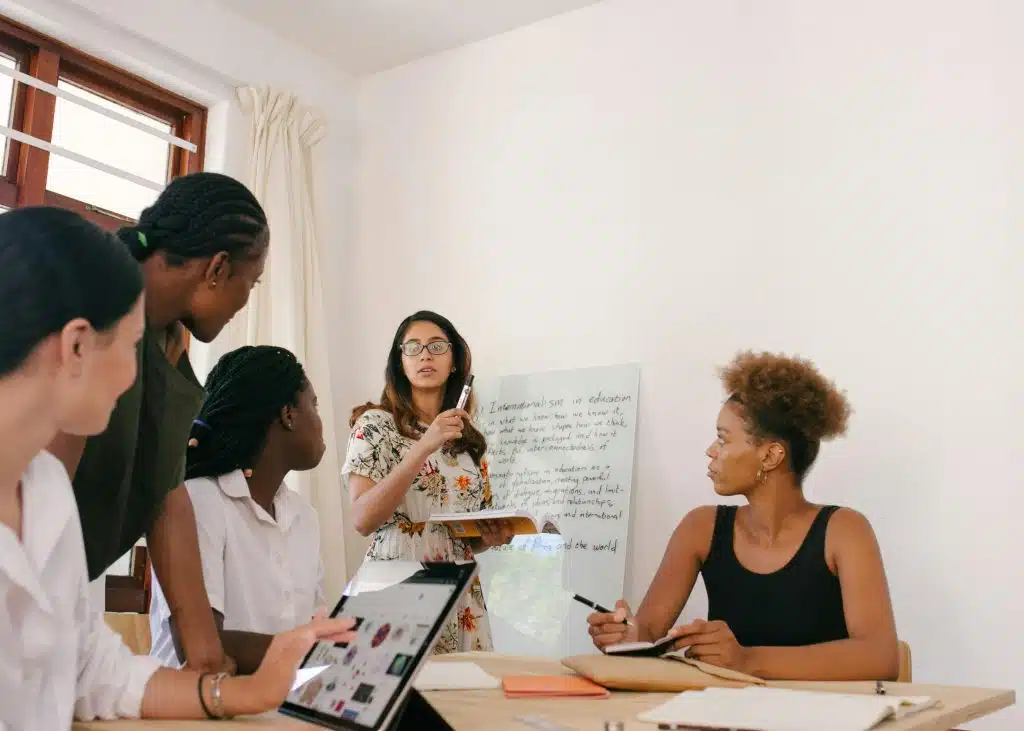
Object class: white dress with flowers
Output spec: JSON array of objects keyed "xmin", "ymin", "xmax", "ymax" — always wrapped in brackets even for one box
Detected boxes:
[{"xmin": 342, "ymin": 409, "xmax": 494, "ymax": 653}]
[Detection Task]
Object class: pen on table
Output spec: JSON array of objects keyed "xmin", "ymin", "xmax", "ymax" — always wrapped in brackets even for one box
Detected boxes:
[
  {"xmin": 572, "ymin": 594, "xmax": 634, "ymax": 626},
  {"xmin": 456, "ymin": 374, "xmax": 474, "ymax": 411}
]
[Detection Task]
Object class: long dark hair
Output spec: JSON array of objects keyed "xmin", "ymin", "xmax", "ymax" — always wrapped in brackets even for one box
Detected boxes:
[
  {"xmin": 115, "ymin": 172, "xmax": 268, "ymax": 264},
  {"xmin": 186, "ymin": 346, "xmax": 308, "ymax": 480},
  {"xmin": 0, "ymin": 207, "xmax": 143, "ymax": 377},
  {"xmin": 351, "ymin": 310, "xmax": 487, "ymax": 465}
]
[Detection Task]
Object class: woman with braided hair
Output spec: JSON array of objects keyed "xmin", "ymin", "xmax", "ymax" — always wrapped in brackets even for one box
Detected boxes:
[
  {"xmin": 587, "ymin": 352, "xmax": 900, "ymax": 681},
  {"xmin": 46, "ymin": 172, "xmax": 270, "ymax": 674},
  {"xmin": 149, "ymin": 345, "xmax": 328, "ymax": 674},
  {"xmin": 0, "ymin": 208, "xmax": 353, "ymax": 728}
]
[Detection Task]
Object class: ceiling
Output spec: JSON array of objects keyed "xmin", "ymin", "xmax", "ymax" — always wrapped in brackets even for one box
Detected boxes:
[{"xmin": 213, "ymin": 0, "xmax": 603, "ymax": 76}]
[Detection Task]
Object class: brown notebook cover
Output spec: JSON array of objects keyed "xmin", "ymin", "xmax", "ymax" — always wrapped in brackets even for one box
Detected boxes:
[{"xmin": 562, "ymin": 652, "xmax": 764, "ymax": 693}]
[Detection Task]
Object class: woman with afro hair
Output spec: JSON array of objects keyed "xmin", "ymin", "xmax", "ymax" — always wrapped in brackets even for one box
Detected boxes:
[{"xmin": 587, "ymin": 352, "xmax": 899, "ymax": 681}]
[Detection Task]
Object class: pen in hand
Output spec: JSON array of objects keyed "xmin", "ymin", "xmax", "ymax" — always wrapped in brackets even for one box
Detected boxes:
[
  {"xmin": 455, "ymin": 374, "xmax": 474, "ymax": 411},
  {"xmin": 573, "ymin": 594, "xmax": 634, "ymax": 626}
]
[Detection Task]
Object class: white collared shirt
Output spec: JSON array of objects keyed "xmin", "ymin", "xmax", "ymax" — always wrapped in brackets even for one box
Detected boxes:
[
  {"xmin": 0, "ymin": 451, "xmax": 162, "ymax": 731},
  {"xmin": 149, "ymin": 469, "xmax": 325, "ymax": 668}
]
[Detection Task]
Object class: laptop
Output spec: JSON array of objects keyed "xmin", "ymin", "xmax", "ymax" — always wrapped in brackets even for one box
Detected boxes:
[{"xmin": 280, "ymin": 561, "xmax": 479, "ymax": 731}]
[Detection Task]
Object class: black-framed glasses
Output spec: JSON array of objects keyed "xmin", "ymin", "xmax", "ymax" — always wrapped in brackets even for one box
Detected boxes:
[{"xmin": 400, "ymin": 340, "xmax": 451, "ymax": 357}]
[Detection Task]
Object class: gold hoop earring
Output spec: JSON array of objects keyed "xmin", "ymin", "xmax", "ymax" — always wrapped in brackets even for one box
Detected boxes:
[{"xmin": 756, "ymin": 468, "xmax": 765, "ymax": 483}]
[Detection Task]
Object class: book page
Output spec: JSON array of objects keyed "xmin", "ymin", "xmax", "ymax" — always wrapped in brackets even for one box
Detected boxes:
[
  {"xmin": 413, "ymin": 661, "xmax": 500, "ymax": 691},
  {"xmin": 638, "ymin": 686, "xmax": 935, "ymax": 731}
]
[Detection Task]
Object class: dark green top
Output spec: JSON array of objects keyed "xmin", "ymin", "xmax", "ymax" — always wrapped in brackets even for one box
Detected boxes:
[{"xmin": 73, "ymin": 327, "xmax": 206, "ymax": 580}]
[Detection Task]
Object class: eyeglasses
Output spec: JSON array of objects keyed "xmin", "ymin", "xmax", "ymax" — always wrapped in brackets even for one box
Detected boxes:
[{"xmin": 400, "ymin": 340, "xmax": 451, "ymax": 357}]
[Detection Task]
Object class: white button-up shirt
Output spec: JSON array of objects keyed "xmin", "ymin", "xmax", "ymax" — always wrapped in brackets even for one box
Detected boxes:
[
  {"xmin": 149, "ymin": 470, "xmax": 325, "ymax": 668},
  {"xmin": 0, "ymin": 451, "xmax": 162, "ymax": 730}
]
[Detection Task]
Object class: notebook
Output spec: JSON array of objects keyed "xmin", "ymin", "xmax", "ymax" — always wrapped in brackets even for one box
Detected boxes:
[
  {"xmin": 503, "ymin": 675, "xmax": 610, "ymax": 699},
  {"xmin": 412, "ymin": 661, "xmax": 501, "ymax": 691},
  {"xmin": 604, "ymin": 635, "xmax": 676, "ymax": 657},
  {"xmin": 637, "ymin": 686, "xmax": 938, "ymax": 731},
  {"xmin": 428, "ymin": 509, "xmax": 561, "ymax": 538},
  {"xmin": 562, "ymin": 653, "xmax": 763, "ymax": 693}
]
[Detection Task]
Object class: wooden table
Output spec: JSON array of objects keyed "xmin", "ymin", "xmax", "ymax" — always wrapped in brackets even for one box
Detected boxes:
[{"xmin": 74, "ymin": 653, "xmax": 1015, "ymax": 731}]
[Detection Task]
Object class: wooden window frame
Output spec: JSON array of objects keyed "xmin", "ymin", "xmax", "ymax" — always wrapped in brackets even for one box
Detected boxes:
[
  {"xmin": 0, "ymin": 16, "xmax": 206, "ymax": 613},
  {"xmin": 0, "ymin": 15, "xmax": 206, "ymax": 231}
]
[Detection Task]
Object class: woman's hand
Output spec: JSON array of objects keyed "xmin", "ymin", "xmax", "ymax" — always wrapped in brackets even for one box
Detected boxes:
[
  {"xmin": 470, "ymin": 519, "xmax": 515, "ymax": 552},
  {"xmin": 419, "ymin": 409, "xmax": 470, "ymax": 453},
  {"xmin": 586, "ymin": 600, "xmax": 638, "ymax": 650},
  {"xmin": 667, "ymin": 619, "xmax": 751, "ymax": 673},
  {"xmin": 249, "ymin": 614, "xmax": 357, "ymax": 709}
]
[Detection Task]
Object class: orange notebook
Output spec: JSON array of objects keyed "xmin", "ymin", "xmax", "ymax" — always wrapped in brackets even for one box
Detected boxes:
[{"xmin": 502, "ymin": 675, "xmax": 610, "ymax": 699}]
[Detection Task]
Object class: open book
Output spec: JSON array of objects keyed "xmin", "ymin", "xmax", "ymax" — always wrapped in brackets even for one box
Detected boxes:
[
  {"xmin": 638, "ymin": 686, "xmax": 938, "ymax": 731},
  {"xmin": 427, "ymin": 509, "xmax": 561, "ymax": 539}
]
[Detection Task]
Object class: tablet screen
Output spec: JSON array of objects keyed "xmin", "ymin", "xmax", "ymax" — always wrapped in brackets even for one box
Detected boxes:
[{"xmin": 281, "ymin": 562, "xmax": 476, "ymax": 731}]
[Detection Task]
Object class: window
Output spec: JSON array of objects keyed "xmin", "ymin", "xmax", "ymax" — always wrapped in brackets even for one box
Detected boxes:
[
  {"xmin": 0, "ymin": 16, "xmax": 206, "ymax": 609},
  {"xmin": 0, "ymin": 15, "xmax": 205, "ymax": 231}
]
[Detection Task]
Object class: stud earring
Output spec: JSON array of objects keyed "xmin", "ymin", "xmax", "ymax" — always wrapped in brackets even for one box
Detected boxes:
[{"xmin": 187, "ymin": 438, "xmax": 199, "ymax": 448}]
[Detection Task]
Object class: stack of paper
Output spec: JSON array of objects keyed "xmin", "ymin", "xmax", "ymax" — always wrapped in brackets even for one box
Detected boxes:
[
  {"xmin": 413, "ymin": 661, "xmax": 501, "ymax": 691},
  {"xmin": 638, "ymin": 686, "xmax": 937, "ymax": 731}
]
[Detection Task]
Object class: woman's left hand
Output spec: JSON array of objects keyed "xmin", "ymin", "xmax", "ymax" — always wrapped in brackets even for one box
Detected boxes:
[
  {"xmin": 667, "ymin": 619, "xmax": 752, "ymax": 673},
  {"xmin": 475, "ymin": 519, "xmax": 515, "ymax": 549}
]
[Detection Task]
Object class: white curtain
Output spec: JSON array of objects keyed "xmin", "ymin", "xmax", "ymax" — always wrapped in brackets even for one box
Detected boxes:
[{"xmin": 205, "ymin": 85, "xmax": 348, "ymax": 601}]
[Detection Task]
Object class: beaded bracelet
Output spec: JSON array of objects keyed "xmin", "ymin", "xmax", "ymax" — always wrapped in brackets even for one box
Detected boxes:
[{"xmin": 211, "ymin": 672, "xmax": 231, "ymax": 719}]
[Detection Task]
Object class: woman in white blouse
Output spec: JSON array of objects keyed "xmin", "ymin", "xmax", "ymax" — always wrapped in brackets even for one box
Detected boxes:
[
  {"xmin": 0, "ymin": 207, "xmax": 353, "ymax": 730},
  {"xmin": 150, "ymin": 345, "xmax": 328, "ymax": 673}
]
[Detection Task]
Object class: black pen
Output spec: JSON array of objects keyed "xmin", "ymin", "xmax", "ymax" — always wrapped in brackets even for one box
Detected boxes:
[{"xmin": 573, "ymin": 594, "xmax": 634, "ymax": 626}]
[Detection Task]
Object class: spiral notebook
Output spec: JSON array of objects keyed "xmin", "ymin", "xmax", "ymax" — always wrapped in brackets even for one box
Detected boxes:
[{"xmin": 638, "ymin": 686, "xmax": 938, "ymax": 731}]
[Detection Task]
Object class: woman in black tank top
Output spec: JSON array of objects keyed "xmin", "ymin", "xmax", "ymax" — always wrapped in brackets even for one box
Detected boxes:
[{"xmin": 586, "ymin": 352, "xmax": 899, "ymax": 681}]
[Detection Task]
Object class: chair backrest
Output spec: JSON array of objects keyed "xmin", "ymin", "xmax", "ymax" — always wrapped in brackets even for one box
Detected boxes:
[
  {"xmin": 104, "ymin": 612, "xmax": 152, "ymax": 655},
  {"xmin": 104, "ymin": 544, "xmax": 151, "ymax": 613},
  {"xmin": 897, "ymin": 639, "xmax": 912, "ymax": 682}
]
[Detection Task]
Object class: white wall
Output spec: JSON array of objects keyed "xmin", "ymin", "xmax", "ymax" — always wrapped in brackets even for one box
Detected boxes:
[
  {"xmin": 352, "ymin": 1, "xmax": 1023, "ymax": 727},
  {"xmin": 3, "ymin": 0, "xmax": 366, "ymax": 582}
]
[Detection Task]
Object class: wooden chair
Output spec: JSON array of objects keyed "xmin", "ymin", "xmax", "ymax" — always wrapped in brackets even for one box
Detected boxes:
[
  {"xmin": 897, "ymin": 639, "xmax": 912, "ymax": 682},
  {"xmin": 104, "ymin": 544, "xmax": 151, "ymax": 613},
  {"xmin": 104, "ymin": 611, "xmax": 151, "ymax": 655},
  {"xmin": 103, "ymin": 544, "xmax": 152, "ymax": 655}
]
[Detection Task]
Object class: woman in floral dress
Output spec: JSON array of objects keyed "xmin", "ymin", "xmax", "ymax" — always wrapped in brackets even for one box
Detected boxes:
[{"xmin": 343, "ymin": 310, "xmax": 512, "ymax": 653}]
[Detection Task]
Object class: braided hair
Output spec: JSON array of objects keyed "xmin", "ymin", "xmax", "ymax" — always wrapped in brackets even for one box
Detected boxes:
[
  {"xmin": 115, "ymin": 172, "xmax": 268, "ymax": 263},
  {"xmin": 186, "ymin": 345, "xmax": 308, "ymax": 480}
]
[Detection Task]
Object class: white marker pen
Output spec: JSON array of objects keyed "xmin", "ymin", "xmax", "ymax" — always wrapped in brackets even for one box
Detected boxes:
[{"xmin": 456, "ymin": 374, "xmax": 475, "ymax": 410}]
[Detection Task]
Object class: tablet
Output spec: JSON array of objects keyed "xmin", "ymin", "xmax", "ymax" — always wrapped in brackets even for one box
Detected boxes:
[{"xmin": 280, "ymin": 561, "xmax": 479, "ymax": 731}]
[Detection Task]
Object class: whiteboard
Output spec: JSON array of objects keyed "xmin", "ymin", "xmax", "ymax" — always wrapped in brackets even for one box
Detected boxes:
[{"xmin": 473, "ymin": 363, "xmax": 640, "ymax": 658}]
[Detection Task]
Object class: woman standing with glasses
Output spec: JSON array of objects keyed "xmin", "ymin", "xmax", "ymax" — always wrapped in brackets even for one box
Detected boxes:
[{"xmin": 343, "ymin": 311, "xmax": 512, "ymax": 653}]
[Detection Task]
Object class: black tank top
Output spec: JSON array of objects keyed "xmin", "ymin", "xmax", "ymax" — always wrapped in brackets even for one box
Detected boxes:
[{"xmin": 700, "ymin": 505, "xmax": 848, "ymax": 648}]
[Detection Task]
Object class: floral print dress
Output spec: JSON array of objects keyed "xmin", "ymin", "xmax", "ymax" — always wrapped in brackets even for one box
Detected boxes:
[{"xmin": 342, "ymin": 409, "xmax": 494, "ymax": 653}]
